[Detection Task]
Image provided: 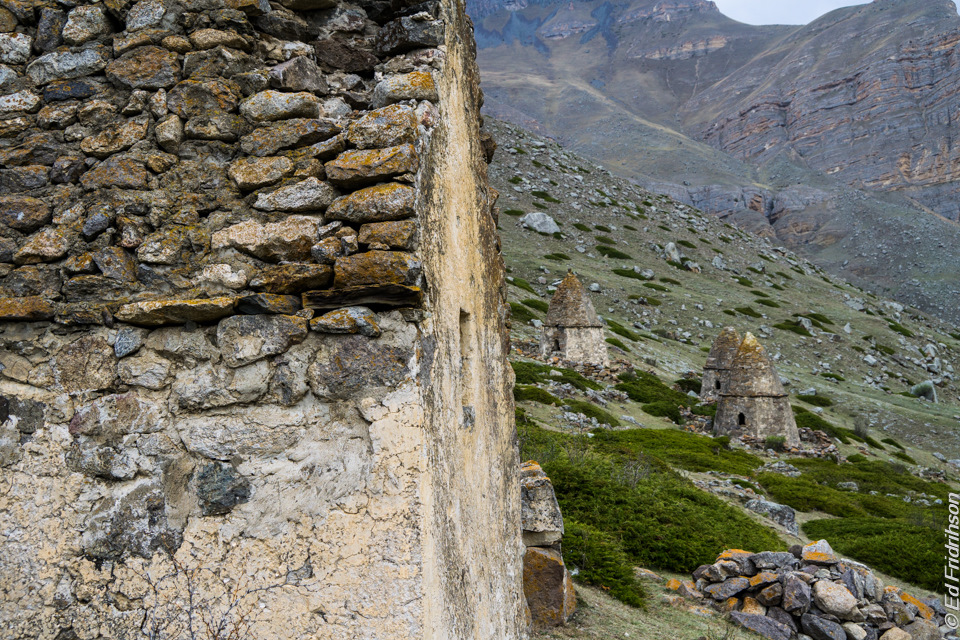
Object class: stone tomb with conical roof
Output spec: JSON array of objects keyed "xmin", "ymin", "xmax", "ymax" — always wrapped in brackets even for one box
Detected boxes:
[
  {"xmin": 540, "ymin": 271, "xmax": 609, "ymax": 366},
  {"xmin": 700, "ymin": 327, "xmax": 742, "ymax": 403},
  {"xmin": 714, "ymin": 332, "xmax": 800, "ymax": 447}
]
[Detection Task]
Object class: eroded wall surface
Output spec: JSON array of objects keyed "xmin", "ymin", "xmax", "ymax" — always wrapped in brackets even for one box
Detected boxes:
[{"xmin": 0, "ymin": 0, "xmax": 524, "ymax": 636}]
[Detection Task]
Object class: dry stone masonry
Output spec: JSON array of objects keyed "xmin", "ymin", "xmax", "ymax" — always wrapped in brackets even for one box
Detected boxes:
[
  {"xmin": 0, "ymin": 0, "xmax": 527, "ymax": 637},
  {"xmin": 707, "ymin": 329, "xmax": 800, "ymax": 448},
  {"xmin": 539, "ymin": 269, "xmax": 608, "ymax": 367},
  {"xmin": 674, "ymin": 540, "xmax": 949, "ymax": 640}
]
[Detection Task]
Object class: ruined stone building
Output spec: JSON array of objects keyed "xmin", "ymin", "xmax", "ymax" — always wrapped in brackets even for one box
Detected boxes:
[
  {"xmin": 700, "ymin": 326, "xmax": 740, "ymax": 403},
  {"xmin": 540, "ymin": 270, "xmax": 608, "ymax": 366},
  {"xmin": 712, "ymin": 332, "xmax": 800, "ymax": 447},
  {"xmin": 0, "ymin": 0, "xmax": 527, "ymax": 637}
]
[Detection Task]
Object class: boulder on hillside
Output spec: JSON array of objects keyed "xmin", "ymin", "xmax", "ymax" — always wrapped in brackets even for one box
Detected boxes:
[{"xmin": 519, "ymin": 212, "xmax": 560, "ymax": 235}]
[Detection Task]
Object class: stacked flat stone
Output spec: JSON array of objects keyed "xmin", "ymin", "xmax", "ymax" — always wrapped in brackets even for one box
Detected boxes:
[
  {"xmin": 520, "ymin": 461, "xmax": 576, "ymax": 631},
  {"xmin": 0, "ymin": 0, "xmax": 444, "ymax": 327},
  {"xmin": 677, "ymin": 540, "xmax": 948, "ymax": 640},
  {"xmin": 539, "ymin": 270, "xmax": 609, "ymax": 366}
]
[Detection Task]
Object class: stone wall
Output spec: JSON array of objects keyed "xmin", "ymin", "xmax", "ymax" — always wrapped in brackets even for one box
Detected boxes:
[
  {"xmin": 0, "ymin": 0, "xmax": 525, "ymax": 636},
  {"xmin": 714, "ymin": 395, "xmax": 799, "ymax": 448},
  {"xmin": 540, "ymin": 326, "xmax": 608, "ymax": 367}
]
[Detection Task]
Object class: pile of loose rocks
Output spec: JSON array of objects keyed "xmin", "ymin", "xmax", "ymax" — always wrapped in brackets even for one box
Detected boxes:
[{"xmin": 673, "ymin": 540, "xmax": 948, "ymax": 640}]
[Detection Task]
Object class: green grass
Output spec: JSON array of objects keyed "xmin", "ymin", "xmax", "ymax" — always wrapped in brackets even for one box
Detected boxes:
[
  {"xmin": 597, "ymin": 246, "xmax": 633, "ymax": 260},
  {"xmin": 532, "ymin": 190, "xmax": 561, "ymax": 203},
  {"xmin": 521, "ymin": 298, "xmax": 548, "ymax": 313},
  {"xmin": 801, "ymin": 312, "xmax": 835, "ymax": 326},
  {"xmin": 592, "ymin": 429, "xmax": 763, "ymax": 476},
  {"xmin": 888, "ymin": 322, "xmax": 915, "ymax": 338},
  {"xmin": 509, "ymin": 278, "xmax": 537, "ymax": 295},
  {"xmin": 803, "ymin": 518, "xmax": 943, "ymax": 592},
  {"xmin": 606, "ymin": 337, "xmax": 630, "ymax": 352},
  {"xmin": 512, "ymin": 361, "xmax": 602, "ymax": 391},
  {"xmin": 735, "ymin": 307, "xmax": 763, "ymax": 318},
  {"xmin": 796, "ymin": 394, "xmax": 833, "ymax": 407},
  {"xmin": 820, "ymin": 372, "xmax": 846, "ymax": 382},
  {"xmin": 892, "ymin": 451, "xmax": 918, "ymax": 465},
  {"xmin": 735, "ymin": 277, "xmax": 754, "ymax": 287},
  {"xmin": 882, "ymin": 437, "xmax": 905, "ymax": 451},
  {"xmin": 643, "ymin": 282, "xmax": 669, "ymax": 292},
  {"xmin": 508, "ymin": 176, "xmax": 522, "ymax": 184},
  {"xmin": 573, "ymin": 223, "xmax": 591, "ymax": 232},
  {"xmin": 607, "ymin": 319, "xmax": 641, "ymax": 342},
  {"xmin": 514, "ymin": 384, "xmax": 562, "ymax": 405},
  {"xmin": 594, "ymin": 224, "xmax": 612, "ymax": 232},
  {"xmin": 595, "ymin": 236, "xmax": 616, "ymax": 245},
  {"xmin": 613, "ymin": 268, "xmax": 646, "ymax": 281},
  {"xmin": 756, "ymin": 299, "xmax": 781, "ymax": 308},
  {"xmin": 751, "ymin": 290, "xmax": 770, "ymax": 298},
  {"xmin": 677, "ymin": 240, "xmax": 696, "ymax": 249},
  {"xmin": 509, "ymin": 302, "xmax": 536, "ymax": 324},
  {"xmin": 565, "ymin": 399, "xmax": 621, "ymax": 427},
  {"xmin": 544, "ymin": 252, "xmax": 571, "ymax": 261},
  {"xmin": 774, "ymin": 320, "xmax": 813, "ymax": 337},
  {"xmin": 503, "ymin": 208, "xmax": 523, "ymax": 216},
  {"xmin": 660, "ymin": 277, "xmax": 682, "ymax": 286},
  {"xmin": 614, "ymin": 371, "xmax": 713, "ymax": 424}
]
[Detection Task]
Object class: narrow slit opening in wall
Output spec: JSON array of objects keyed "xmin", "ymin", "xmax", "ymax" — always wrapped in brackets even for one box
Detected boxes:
[
  {"xmin": 459, "ymin": 309, "xmax": 476, "ymax": 408},
  {"xmin": 738, "ymin": 412, "xmax": 746, "ymax": 426},
  {"xmin": 715, "ymin": 379, "xmax": 721, "ymax": 390}
]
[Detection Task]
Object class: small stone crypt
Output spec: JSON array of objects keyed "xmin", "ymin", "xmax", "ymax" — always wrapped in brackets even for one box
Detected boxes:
[
  {"xmin": 710, "ymin": 331, "xmax": 800, "ymax": 447},
  {"xmin": 539, "ymin": 270, "xmax": 608, "ymax": 366}
]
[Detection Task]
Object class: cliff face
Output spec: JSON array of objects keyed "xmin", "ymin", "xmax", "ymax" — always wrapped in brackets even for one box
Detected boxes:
[
  {"xmin": 0, "ymin": 0, "xmax": 525, "ymax": 637},
  {"xmin": 685, "ymin": 0, "xmax": 960, "ymax": 221}
]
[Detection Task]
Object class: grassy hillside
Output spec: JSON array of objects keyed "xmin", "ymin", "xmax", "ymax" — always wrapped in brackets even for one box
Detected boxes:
[{"xmin": 489, "ymin": 118, "xmax": 958, "ymax": 608}]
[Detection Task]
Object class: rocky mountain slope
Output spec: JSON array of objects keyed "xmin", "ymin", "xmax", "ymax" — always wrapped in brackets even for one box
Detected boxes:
[{"xmin": 470, "ymin": 0, "xmax": 960, "ymax": 324}]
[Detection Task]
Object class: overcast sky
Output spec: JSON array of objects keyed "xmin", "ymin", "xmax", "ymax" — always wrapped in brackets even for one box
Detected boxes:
[{"xmin": 713, "ymin": 0, "xmax": 960, "ymax": 25}]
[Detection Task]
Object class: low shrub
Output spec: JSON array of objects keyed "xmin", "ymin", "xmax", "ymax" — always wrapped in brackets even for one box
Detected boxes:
[
  {"xmin": 677, "ymin": 240, "xmax": 696, "ymax": 249},
  {"xmin": 660, "ymin": 277, "xmax": 682, "ymax": 286},
  {"xmin": 573, "ymin": 223, "xmax": 591, "ymax": 232},
  {"xmin": 592, "ymin": 429, "xmax": 763, "ymax": 476},
  {"xmin": 544, "ymin": 252, "xmax": 571, "ymax": 261},
  {"xmin": 643, "ymin": 282, "xmax": 669, "ymax": 292},
  {"xmin": 756, "ymin": 299, "xmax": 781, "ymax": 308},
  {"xmin": 613, "ymin": 268, "xmax": 645, "ymax": 280},
  {"xmin": 888, "ymin": 322, "xmax": 915, "ymax": 338},
  {"xmin": 521, "ymin": 298, "xmax": 549, "ymax": 314},
  {"xmin": 606, "ymin": 337, "xmax": 630, "ymax": 352},
  {"xmin": 514, "ymin": 385, "xmax": 562, "ymax": 405},
  {"xmin": 595, "ymin": 236, "xmax": 616, "ymax": 245},
  {"xmin": 892, "ymin": 451, "xmax": 917, "ymax": 465},
  {"xmin": 597, "ymin": 245, "xmax": 633, "ymax": 260},
  {"xmin": 820, "ymin": 373, "xmax": 846, "ymax": 382},
  {"xmin": 881, "ymin": 437, "xmax": 905, "ymax": 451},
  {"xmin": 561, "ymin": 520, "xmax": 647, "ymax": 607},
  {"xmin": 594, "ymin": 224, "xmax": 612, "ymax": 232},
  {"xmin": 509, "ymin": 278, "xmax": 537, "ymax": 295},
  {"xmin": 503, "ymin": 208, "xmax": 523, "ymax": 216},
  {"xmin": 803, "ymin": 517, "xmax": 943, "ymax": 591},
  {"xmin": 674, "ymin": 378, "xmax": 702, "ymax": 394},
  {"xmin": 774, "ymin": 320, "xmax": 813, "ymax": 337},
  {"xmin": 509, "ymin": 302, "xmax": 536, "ymax": 324},
  {"xmin": 532, "ymin": 190, "xmax": 561, "ymax": 203},
  {"xmin": 765, "ymin": 435, "xmax": 787, "ymax": 451},
  {"xmin": 797, "ymin": 394, "xmax": 834, "ymax": 407},
  {"xmin": 565, "ymin": 399, "xmax": 621, "ymax": 427},
  {"xmin": 511, "ymin": 361, "xmax": 603, "ymax": 391},
  {"xmin": 735, "ymin": 277, "xmax": 754, "ymax": 287},
  {"xmin": 735, "ymin": 307, "xmax": 763, "ymax": 318}
]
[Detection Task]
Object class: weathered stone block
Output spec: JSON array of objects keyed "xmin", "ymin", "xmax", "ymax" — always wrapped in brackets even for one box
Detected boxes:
[
  {"xmin": 333, "ymin": 251, "xmax": 421, "ymax": 288},
  {"xmin": 240, "ymin": 90, "xmax": 321, "ymax": 122},
  {"xmin": 346, "ymin": 104, "xmax": 418, "ymax": 150},
  {"xmin": 115, "ymin": 297, "xmax": 237, "ymax": 326},
  {"xmin": 800, "ymin": 613, "xmax": 847, "ymax": 640},
  {"xmin": 0, "ymin": 195, "xmax": 51, "ymax": 232},
  {"xmin": 326, "ymin": 182, "xmax": 416, "ymax": 223},
  {"xmin": 371, "ymin": 71, "xmax": 438, "ymax": 108},
  {"xmin": 730, "ymin": 612, "xmax": 792, "ymax": 640},
  {"xmin": 27, "ymin": 46, "xmax": 111, "ymax": 84},
  {"xmin": 307, "ymin": 334, "xmax": 412, "ymax": 399},
  {"xmin": 167, "ymin": 79, "xmax": 240, "ymax": 118},
  {"xmin": 269, "ymin": 55, "xmax": 327, "ymax": 93},
  {"xmin": 237, "ymin": 293, "xmax": 302, "ymax": 315},
  {"xmin": 358, "ymin": 219, "xmax": 418, "ymax": 250},
  {"xmin": 62, "ymin": 5, "xmax": 111, "ymax": 45},
  {"xmin": 520, "ymin": 461, "xmax": 563, "ymax": 547},
  {"xmin": 213, "ymin": 216, "xmax": 322, "ymax": 262},
  {"xmin": 522, "ymin": 546, "xmax": 576, "ymax": 630},
  {"xmin": 14, "ymin": 227, "xmax": 69, "ymax": 264},
  {"xmin": 56, "ymin": 335, "xmax": 118, "ymax": 391},
  {"xmin": 107, "ymin": 46, "xmax": 181, "ymax": 89},
  {"xmin": 82, "ymin": 478, "xmax": 182, "ymax": 560},
  {"xmin": 253, "ymin": 177, "xmax": 339, "ymax": 212},
  {"xmin": 227, "ymin": 156, "xmax": 294, "ymax": 190},
  {"xmin": 310, "ymin": 306, "xmax": 380, "ymax": 337},
  {"xmin": 240, "ymin": 118, "xmax": 340, "ymax": 156},
  {"xmin": 80, "ymin": 157, "xmax": 149, "ymax": 189},
  {"xmin": 249, "ymin": 263, "xmax": 333, "ymax": 294},
  {"xmin": 216, "ymin": 314, "xmax": 308, "ymax": 367},
  {"xmin": 704, "ymin": 577, "xmax": 750, "ymax": 601},
  {"xmin": 195, "ymin": 462, "xmax": 251, "ymax": 516},
  {"xmin": 325, "ymin": 144, "xmax": 419, "ymax": 188}
]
